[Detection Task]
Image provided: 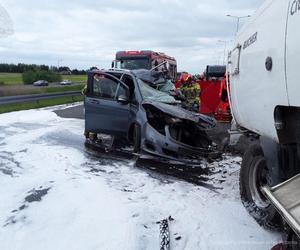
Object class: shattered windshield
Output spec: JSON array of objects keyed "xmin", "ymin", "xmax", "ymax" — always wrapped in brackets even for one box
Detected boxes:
[
  {"xmin": 156, "ymin": 80, "xmax": 176, "ymax": 92},
  {"xmin": 138, "ymin": 79, "xmax": 178, "ymax": 104}
]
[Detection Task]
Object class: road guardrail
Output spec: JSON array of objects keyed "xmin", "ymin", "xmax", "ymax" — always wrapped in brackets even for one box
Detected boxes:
[{"xmin": 0, "ymin": 91, "xmax": 82, "ymax": 105}]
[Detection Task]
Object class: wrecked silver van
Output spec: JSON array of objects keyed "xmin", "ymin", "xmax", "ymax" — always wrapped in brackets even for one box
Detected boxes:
[{"xmin": 84, "ymin": 69, "xmax": 216, "ymax": 162}]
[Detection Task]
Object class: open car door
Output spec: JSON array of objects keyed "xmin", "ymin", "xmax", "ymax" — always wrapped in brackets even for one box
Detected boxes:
[{"xmin": 85, "ymin": 72, "xmax": 130, "ymax": 136}]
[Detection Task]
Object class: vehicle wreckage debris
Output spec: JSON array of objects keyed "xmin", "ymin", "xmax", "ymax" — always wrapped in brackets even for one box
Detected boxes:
[
  {"xmin": 135, "ymin": 157, "xmax": 221, "ymax": 192},
  {"xmin": 84, "ymin": 136, "xmax": 222, "ymax": 191},
  {"xmin": 84, "ymin": 138, "xmax": 136, "ymax": 161},
  {"xmin": 85, "ymin": 132, "xmax": 222, "ymax": 162}
]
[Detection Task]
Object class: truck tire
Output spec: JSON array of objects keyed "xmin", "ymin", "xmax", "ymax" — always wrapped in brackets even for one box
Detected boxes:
[
  {"xmin": 240, "ymin": 143, "xmax": 281, "ymax": 230},
  {"xmin": 133, "ymin": 124, "xmax": 141, "ymax": 153}
]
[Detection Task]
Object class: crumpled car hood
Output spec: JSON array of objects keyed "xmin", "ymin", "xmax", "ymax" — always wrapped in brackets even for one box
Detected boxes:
[{"xmin": 143, "ymin": 101, "xmax": 216, "ymax": 128}]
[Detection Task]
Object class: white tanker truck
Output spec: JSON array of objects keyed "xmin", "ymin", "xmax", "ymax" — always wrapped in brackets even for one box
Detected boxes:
[{"xmin": 228, "ymin": 0, "xmax": 300, "ymax": 242}]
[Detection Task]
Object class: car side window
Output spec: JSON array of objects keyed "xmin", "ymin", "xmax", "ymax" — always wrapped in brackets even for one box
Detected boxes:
[
  {"xmin": 120, "ymin": 75, "xmax": 135, "ymax": 100},
  {"xmin": 93, "ymin": 74, "xmax": 118, "ymax": 99},
  {"xmin": 116, "ymin": 84, "xmax": 129, "ymax": 99}
]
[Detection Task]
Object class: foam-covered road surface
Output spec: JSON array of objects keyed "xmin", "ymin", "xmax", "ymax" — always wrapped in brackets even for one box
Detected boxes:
[{"xmin": 0, "ymin": 103, "xmax": 280, "ymax": 250}]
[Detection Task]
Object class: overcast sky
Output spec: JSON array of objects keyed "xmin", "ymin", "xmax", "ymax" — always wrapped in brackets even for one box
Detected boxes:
[{"xmin": 0, "ymin": 0, "xmax": 263, "ymax": 73}]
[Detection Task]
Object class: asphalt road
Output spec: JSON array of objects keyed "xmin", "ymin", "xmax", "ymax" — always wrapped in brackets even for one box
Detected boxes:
[{"xmin": 0, "ymin": 91, "xmax": 81, "ymax": 105}]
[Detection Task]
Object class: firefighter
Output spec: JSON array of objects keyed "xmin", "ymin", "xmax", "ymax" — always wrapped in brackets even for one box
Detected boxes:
[{"xmin": 180, "ymin": 74, "xmax": 201, "ymax": 112}]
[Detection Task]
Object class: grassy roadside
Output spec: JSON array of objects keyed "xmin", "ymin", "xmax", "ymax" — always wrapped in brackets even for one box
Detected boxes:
[
  {"xmin": 0, "ymin": 95, "xmax": 84, "ymax": 114},
  {"xmin": 0, "ymin": 73, "xmax": 22, "ymax": 85},
  {"xmin": 0, "ymin": 73, "xmax": 87, "ymax": 85}
]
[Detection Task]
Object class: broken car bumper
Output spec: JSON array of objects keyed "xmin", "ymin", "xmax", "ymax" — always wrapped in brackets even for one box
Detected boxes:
[{"xmin": 141, "ymin": 123, "xmax": 213, "ymax": 163}]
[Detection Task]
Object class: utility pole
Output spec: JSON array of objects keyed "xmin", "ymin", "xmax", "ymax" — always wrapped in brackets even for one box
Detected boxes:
[
  {"xmin": 226, "ymin": 14, "xmax": 251, "ymax": 34},
  {"xmin": 218, "ymin": 40, "xmax": 232, "ymax": 65},
  {"xmin": 57, "ymin": 59, "xmax": 62, "ymax": 71}
]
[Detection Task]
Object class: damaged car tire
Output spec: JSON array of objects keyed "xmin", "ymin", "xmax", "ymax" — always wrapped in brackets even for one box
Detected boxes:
[
  {"xmin": 240, "ymin": 143, "xmax": 281, "ymax": 231},
  {"xmin": 133, "ymin": 124, "xmax": 141, "ymax": 153}
]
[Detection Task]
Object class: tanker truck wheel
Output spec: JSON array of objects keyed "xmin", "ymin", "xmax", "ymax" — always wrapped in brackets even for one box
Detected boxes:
[{"xmin": 240, "ymin": 143, "xmax": 281, "ymax": 230}]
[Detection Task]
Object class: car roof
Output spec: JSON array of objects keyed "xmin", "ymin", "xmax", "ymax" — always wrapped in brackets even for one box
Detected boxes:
[
  {"xmin": 87, "ymin": 69, "xmax": 138, "ymax": 80},
  {"xmin": 88, "ymin": 69, "xmax": 130, "ymax": 74},
  {"xmin": 88, "ymin": 68, "xmax": 155, "ymax": 78}
]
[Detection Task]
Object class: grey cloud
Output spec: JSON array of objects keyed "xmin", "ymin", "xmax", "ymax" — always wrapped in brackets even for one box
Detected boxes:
[{"xmin": 1, "ymin": 0, "xmax": 264, "ymax": 73}]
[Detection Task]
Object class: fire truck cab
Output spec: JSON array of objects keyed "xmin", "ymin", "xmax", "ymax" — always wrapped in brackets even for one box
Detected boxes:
[{"xmin": 112, "ymin": 50, "xmax": 177, "ymax": 81}]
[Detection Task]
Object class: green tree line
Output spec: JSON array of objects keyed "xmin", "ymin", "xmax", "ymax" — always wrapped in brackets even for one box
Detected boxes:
[{"xmin": 0, "ymin": 63, "xmax": 86, "ymax": 74}]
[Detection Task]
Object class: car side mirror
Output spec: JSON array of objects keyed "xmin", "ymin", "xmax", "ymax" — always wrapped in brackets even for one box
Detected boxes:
[{"xmin": 117, "ymin": 95, "xmax": 129, "ymax": 104}]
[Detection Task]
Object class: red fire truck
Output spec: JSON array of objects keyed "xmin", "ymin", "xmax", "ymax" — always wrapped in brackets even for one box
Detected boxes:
[
  {"xmin": 198, "ymin": 65, "xmax": 231, "ymax": 122},
  {"xmin": 112, "ymin": 50, "xmax": 177, "ymax": 81}
]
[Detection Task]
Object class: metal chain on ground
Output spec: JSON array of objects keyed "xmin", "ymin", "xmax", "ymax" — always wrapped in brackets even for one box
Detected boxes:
[{"xmin": 159, "ymin": 219, "xmax": 170, "ymax": 250}]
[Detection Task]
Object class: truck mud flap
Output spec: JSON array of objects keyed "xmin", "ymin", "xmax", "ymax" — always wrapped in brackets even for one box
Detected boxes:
[{"xmin": 262, "ymin": 174, "xmax": 300, "ymax": 237}]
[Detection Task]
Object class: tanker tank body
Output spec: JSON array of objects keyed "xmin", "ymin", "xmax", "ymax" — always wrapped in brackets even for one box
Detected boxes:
[{"xmin": 228, "ymin": 0, "xmax": 300, "ymax": 240}]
